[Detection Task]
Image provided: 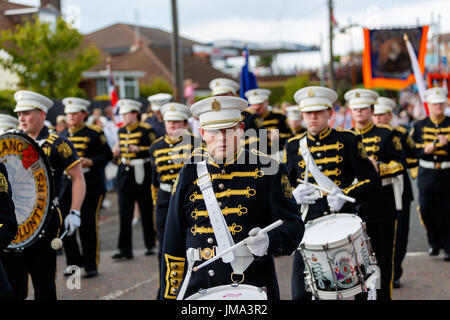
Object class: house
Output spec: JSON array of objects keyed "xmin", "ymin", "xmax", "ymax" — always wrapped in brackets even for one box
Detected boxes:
[
  {"xmin": 83, "ymin": 23, "xmax": 233, "ymax": 99},
  {"xmin": 0, "ymin": 0, "xmax": 60, "ymax": 90}
]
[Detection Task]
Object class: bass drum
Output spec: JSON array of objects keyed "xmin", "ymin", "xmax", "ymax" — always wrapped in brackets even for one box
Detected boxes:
[{"xmin": 0, "ymin": 131, "xmax": 55, "ymax": 251}]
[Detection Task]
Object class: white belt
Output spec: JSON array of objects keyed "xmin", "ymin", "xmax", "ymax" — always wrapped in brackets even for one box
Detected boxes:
[
  {"xmin": 120, "ymin": 157, "xmax": 150, "ymax": 166},
  {"xmin": 381, "ymin": 175, "xmax": 403, "ymax": 211},
  {"xmin": 419, "ymin": 159, "xmax": 450, "ymax": 170},
  {"xmin": 159, "ymin": 183, "xmax": 173, "ymax": 193}
]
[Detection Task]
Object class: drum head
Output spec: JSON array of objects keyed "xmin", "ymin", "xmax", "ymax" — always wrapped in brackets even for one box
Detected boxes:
[
  {"xmin": 301, "ymin": 214, "xmax": 362, "ymax": 250},
  {"xmin": 185, "ymin": 284, "xmax": 267, "ymax": 300},
  {"xmin": 0, "ymin": 132, "xmax": 54, "ymax": 250}
]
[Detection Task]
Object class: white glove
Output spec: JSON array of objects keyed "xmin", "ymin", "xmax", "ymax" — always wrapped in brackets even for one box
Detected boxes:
[
  {"xmin": 292, "ymin": 183, "xmax": 320, "ymax": 205},
  {"xmin": 246, "ymin": 227, "xmax": 269, "ymax": 257},
  {"xmin": 326, "ymin": 192, "xmax": 347, "ymax": 212},
  {"xmin": 64, "ymin": 209, "xmax": 81, "ymax": 236}
]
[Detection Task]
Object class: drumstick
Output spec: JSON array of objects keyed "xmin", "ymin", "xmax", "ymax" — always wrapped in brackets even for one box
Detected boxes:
[
  {"xmin": 193, "ymin": 219, "xmax": 284, "ymax": 272},
  {"xmin": 50, "ymin": 229, "xmax": 69, "ymax": 250},
  {"xmin": 298, "ymin": 181, "xmax": 356, "ymax": 203}
]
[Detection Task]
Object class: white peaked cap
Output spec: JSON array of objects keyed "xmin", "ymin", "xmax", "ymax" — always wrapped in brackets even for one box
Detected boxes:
[
  {"xmin": 209, "ymin": 78, "xmax": 239, "ymax": 96},
  {"xmin": 161, "ymin": 102, "xmax": 191, "ymax": 121},
  {"xmin": 190, "ymin": 96, "xmax": 248, "ymax": 130},
  {"xmin": 63, "ymin": 97, "xmax": 90, "ymax": 114},
  {"xmin": 14, "ymin": 90, "xmax": 53, "ymax": 114},
  {"xmin": 374, "ymin": 97, "xmax": 396, "ymax": 115},
  {"xmin": 344, "ymin": 88, "xmax": 379, "ymax": 109},
  {"xmin": 148, "ymin": 93, "xmax": 173, "ymax": 111},
  {"xmin": 294, "ymin": 86, "xmax": 337, "ymax": 112},
  {"xmin": 286, "ymin": 106, "xmax": 302, "ymax": 121},
  {"xmin": 424, "ymin": 87, "xmax": 448, "ymax": 104},
  {"xmin": 245, "ymin": 88, "xmax": 271, "ymax": 105},
  {"xmin": 118, "ymin": 99, "xmax": 142, "ymax": 114}
]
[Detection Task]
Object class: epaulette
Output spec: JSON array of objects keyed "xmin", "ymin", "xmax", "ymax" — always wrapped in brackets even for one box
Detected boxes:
[
  {"xmin": 394, "ymin": 125, "xmax": 407, "ymax": 134},
  {"xmin": 335, "ymin": 127, "xmax": 357, "ymax": 135},
  {"xmin": 376, "ymin": 124, "xmax": 393, "ymax": 131},
  {"xmin": 88, "ymin": 124, "xmax": 102, "ymax": 133},
  {"xmin": 244, "ymin": 107, "xmax": 256, "ymax": 114},
  {"xmin": 150, "ymin": 136, "xmax": 164, "ymax": 147},
  {"xmin": 271, "ymin": 109, "xmax": 285, "ymax": 115},
  {"xmin": 140, "ymin": 122, "xmax": 152, "ymax": 130},
  {"xmin": 287, "ymin": 131, "xmax": 307, "ymax": 143}
]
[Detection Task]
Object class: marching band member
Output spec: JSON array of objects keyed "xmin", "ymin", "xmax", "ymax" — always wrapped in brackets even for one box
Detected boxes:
[
  {"xmin": 285, "ymin": 86, "xmax": 381, "ymax": 300},
  {"xmin": 346, "ymin": 88, "xmax": 407, "ymax": 300},
  {"xmin": 149, "ymin": 102, "xmax": 202, "ymax": 298},
  {"xmin": 112, "ymin": 99, "xmax": 157, "ymax": 260},
  {"xmin": 372, "ymin": 97, "xmax": 417, "ymax": 287},
  {"xmin": 145, "ymin": 93, "xmax": 173, "ymax": 138},
  {"xmin": 245, "ymin": 88, "xmax": 291, "ymax": 155},
  {"xmin": 1, "ymin": 90, "xmax": 85, "ymax": 300},
  {"xmin": 285, "ymin": 105, "xmax": 306, "ymax": 139},
  {"xmin": 410, "ymin": 87, "xmax": 450, "ymax": 262},
  {"xmin": 59, "ymin": 97, "xmax": 113, "ymax": 279},
  {"xmin": 159, "ymin": 95, "xmax": 304, "ymax": 300}
]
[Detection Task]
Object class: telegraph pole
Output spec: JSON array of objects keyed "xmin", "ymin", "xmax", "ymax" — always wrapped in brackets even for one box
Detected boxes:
[
  {"xmin": 328, "ymin": 0, "xmax": 336, "ymax": 90},
  {"xmin": 171, "ymin": 0, "xmax": 184, "ymax": 102}
]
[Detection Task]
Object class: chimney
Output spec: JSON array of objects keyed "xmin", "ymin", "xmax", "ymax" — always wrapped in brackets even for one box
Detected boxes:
[{"xmin": 40, "ymin": 0, "xmax": 61, "ymax": 13}]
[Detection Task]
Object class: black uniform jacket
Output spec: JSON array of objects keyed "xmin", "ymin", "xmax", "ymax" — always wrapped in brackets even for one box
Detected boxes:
[
  {"xmin": 284, "ymin": 126, "xmax": 381, "ymax": 221},
  {"xmin": 60, "ymin": 123, "xmax": 113, "ymax": 196},
  {"xmin": 354, "ymin": 122, "xmax": 407, "ymax": 223},
  {"xmin": 160, "ymin": 147, "xmax": 304, "ymax": 300},
  {"xmin": 116, "ymin": 121, "xmax": 157, "ymax": 191}
]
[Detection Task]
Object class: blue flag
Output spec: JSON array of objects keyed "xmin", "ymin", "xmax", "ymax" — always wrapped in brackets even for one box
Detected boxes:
[{"xmin": 239, "ymin": 45, "xmax": 258, "ymax": 99}]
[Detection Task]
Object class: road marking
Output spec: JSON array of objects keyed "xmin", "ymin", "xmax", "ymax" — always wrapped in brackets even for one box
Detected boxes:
[
  {"xmin": 406, "ymin": 252, "xmax": 428, "ymax": 257},
  {"xmin": 99, "ymin": 273, "xmax": 159, "ymax": 300}
]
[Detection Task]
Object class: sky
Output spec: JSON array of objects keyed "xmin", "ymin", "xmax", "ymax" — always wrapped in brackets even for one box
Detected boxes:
[{"xmin": 11, "ymin": 0, "xmax": 450, "ymax": 70}]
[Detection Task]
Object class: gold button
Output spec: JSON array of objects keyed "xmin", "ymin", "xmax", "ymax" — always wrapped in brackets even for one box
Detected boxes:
[
  {"xmin": 221, "ymin": 169, "xmax": 226, "ymax": 174},
  {"xmin": 171, "ymin": 271, "xmax": 178, "ymax": 277},
  {"xmin": 218, "ymin": 201, "xmax": 222, "ymax": 207},
  {"xmin": 171, "ymin": 279, "xmax": 178, "ymax": 285},
  {"xmin": 218, "ymin": 183, "xmax": 225, "ymax": 190},
  {"xmin": 171, "ymin": 287, "xmax": 178, "ymax": 294}
]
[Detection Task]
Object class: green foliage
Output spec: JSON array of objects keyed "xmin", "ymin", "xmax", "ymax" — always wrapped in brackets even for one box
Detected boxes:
[
  {"xmin": 0, "ymin": 90, "xmax": 15, "ymax": 115},
  {"xmin": 280, "ymin": 74, "xmax": 311, "ymax": 104},
  {"xmin": 0, "ymin": 17, "xmax": 99, "ymax": 99},
  {"xmin": 139, "ymin": 77, "xmax": 173, "ymax": 98},
  {"xmin": 257, "ymin": 55, "xmax": 274, "ymax": 67},
  {"xmin": 267, "ymin": 86, "xmax": 284, "ymax": 106}
]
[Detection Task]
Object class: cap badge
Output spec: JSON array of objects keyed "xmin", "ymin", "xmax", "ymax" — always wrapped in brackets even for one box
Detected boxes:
[
  {"xmin": 355, "ymin": 92, "xmax": 360, "ymax": 98},
  {"xmin": 436, "ymin": 90, "xmax": 440, "ymax": 95},
  {"xmin": 308, "ymin": 88, "xmax": 315, "ymax": 97},
  {"xmin": 16, "ymin": 93, "xmax": 22, "ymax": 101},
  {"xmin": 170, "ymin": 105, "xmax": 176, "ymax": 111},
  {"xmin": 211, "ymin": 99, "xmax": 221, "ymax": 111},
  {"xmin": 215, "ymin": 81, "xmax": 220, "ymax": 86}
]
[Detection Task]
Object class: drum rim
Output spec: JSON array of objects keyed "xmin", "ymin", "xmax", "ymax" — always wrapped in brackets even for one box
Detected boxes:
[
  {"xmin": 185, "ymin": 284, "xmax": 267, "ymax": 300},
  {"xmin": 300, "ymin": 213, "xmax": 364, "ymax": 250},
  {"xmin": 0, "ymin": 131, "xmax": 55, "ymax": 250}
]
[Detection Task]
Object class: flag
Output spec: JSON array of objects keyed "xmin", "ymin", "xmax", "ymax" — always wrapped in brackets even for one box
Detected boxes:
[
  {"xmin": 107, "ymin": 58, "xmax": 123, "ymax": 127},
  {"xmin": 239, "ymin": 45, "xmax": 258, "ymax": 100},
  {"xmin": 404, "ymin": 33, "xmax": 429, "ymax": 115},
  {"xmin": 363, "ymin": 26, "xmax": 429, "ymax": 91},
  {"xmin": 331, "ymin": 11, "xmax": 338, "ymax": 27}
]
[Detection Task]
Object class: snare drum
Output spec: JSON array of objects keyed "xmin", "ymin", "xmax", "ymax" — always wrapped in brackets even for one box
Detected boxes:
[
  {"xmin": 299, "ymin": 213, "xmax": 379, "ymax": 300},
  {"xmin": 185, "ymin": 284, "xmax": 267, "ymax": 300}
]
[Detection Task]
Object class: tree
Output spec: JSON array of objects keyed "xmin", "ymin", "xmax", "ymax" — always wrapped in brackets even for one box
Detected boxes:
[
  {"xmin": 280, "ymin": 74, "xmax": 312, "ymax": 104},
  {"xmin": 0, "ymin": 17, "xmax": 99, "ymax": 99}
]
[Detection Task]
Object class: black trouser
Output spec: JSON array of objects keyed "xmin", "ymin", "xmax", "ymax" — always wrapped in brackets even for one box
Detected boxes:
[
  {"xmin": 393, "ymin": 199, "xmax": 411, "ymax": 281},
  {"xmin": 155, "ymin": 188, "xmax": 171, "ymax": 300},
  {"xmin": 0, "ymin": 234, "xmax": 57, "ymax": 300},
  {"xmin": 417, "ymin": 168, "xmax": 450, "ymax": 254},
  {"xmin": 117, "ymin": 183, "xmax": 155, "ymax": 253},
  {"xmin": 60, "ymin": 191, "xmax": 104, "ymax": 272},
  {"xmin": 291, "ymin": 250, "xmax": 313, "ymax": 300},
  {"xmin": 356, "ymin": 220, "xmax": 396, "ymax": 301}
]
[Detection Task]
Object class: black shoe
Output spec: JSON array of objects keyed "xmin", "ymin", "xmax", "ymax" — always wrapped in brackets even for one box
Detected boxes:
[
  {"xmin": 393, "ymin": 279, "xmax": 401, "ymax": 288},
  {"xmin": 145, "ymin": 247, "xmax": 157, "ymax": 256},
  {"xmin": 83, "ymin": 270, "xmax": 99, "ymax": 278},
  {"xmin": 112, "ymin": 251, "xmax": 133, "ymax": 260},
  {"xmin": 428, "ymin": 248, "xmax": 439, "ymax": 256},
  {"xmin": 444, "ymin": 253, "xmax": 450, "ymax": 262}
]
